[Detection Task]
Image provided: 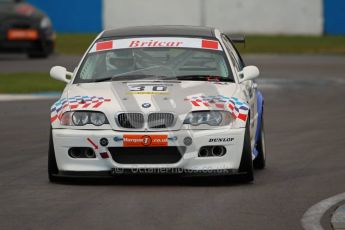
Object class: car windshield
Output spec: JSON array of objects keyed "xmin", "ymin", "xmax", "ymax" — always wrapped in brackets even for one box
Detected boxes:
[{"xmin": 75, "ymin": 37, "xmax": 233, "ymax": 83}]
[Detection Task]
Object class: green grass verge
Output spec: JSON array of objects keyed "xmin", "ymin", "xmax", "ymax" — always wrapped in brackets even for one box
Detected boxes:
[
  {"xmin": 236, "ymin": 35, "xmax": 345, "ymax": 54},
  {"xmin": 0, "ymin": 73, "xmax": 65, "ymax": 94},
  {"xmin": 56, "ymin": 33, "xmax": 345, "ymax": 55},
  {"xmin": 56, "ymin": 33, "xmax": 97, "ymax": 55}
]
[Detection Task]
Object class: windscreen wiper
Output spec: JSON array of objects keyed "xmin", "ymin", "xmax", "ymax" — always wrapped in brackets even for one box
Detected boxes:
[
  {"xmin": 176, "ymin": 75, "xmax": 234, "ymax": 82},
  {"xmin": 93, "ymin": 75, "xmax": 155, "ymax": 82},
  {"xmin": 94, "ymin": 77, "xmax": 112, "ymax": 82},
  {"xmin": 93, "ymin": 75, "xmax": 233, "ymax": 82},
  {"xmin": 111, "ymin": 74, "xmax": 158, "ymax": 81}
]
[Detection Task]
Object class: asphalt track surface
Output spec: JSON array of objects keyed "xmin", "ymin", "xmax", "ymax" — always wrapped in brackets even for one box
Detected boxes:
[{"xmin": 0, "ymin": 54, "xmax": 345, "ymax": 230}]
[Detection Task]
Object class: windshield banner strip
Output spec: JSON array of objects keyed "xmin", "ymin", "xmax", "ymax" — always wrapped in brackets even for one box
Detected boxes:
[
  {"xmin": 96, "ymin": 41, "xmax": 113, "ymax": 51},
  {"xmin": 91, "ymin": 37, "xmax": 222, "ymax": 53}
]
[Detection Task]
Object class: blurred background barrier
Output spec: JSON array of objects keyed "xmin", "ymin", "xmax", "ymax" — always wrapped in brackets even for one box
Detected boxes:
[
  {"xmin": 104, "ymin": 0, "xmax": 323, "ymax": 35},
  {"xmin": 28, "ymin": 0, "xmax": 102, "ymax": 33},
  {"xmin": 1, "ymin": 0, "xmax": 344, "ymax": 94},
  {"xmin": 324, "ymin": 0, "xmax": 345, "ymax": 34},
  {"xmin": 27, "ymin": 0, "xmax": 344, "ymax": 35}
]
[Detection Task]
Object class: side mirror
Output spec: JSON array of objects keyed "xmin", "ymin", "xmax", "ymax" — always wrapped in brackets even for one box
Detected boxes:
[
  {"xmin": 239, "ymin": 65, "xmax": 260, "ymax": 83},
  {"xmin": 50, "ymin": 66, "xmax": 72, "ymax": 83}
]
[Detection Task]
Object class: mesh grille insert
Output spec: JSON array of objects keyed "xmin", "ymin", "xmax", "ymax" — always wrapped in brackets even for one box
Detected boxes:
[
  {"xmin": 117, "ymin": 113, "xmax": 144, "ymax": 129},
  {"xmin": 148, "ymin": 113, "xmax": 175, "ymax": 128},
  {"xmin": 108, "ymin": 146, "xmax": 186, "ymax": 164}
]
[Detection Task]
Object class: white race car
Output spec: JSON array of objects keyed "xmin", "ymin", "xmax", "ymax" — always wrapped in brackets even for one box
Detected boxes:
[{"xmin": 48, "ymin": 26, "xmax": 266, "ymax": 183}]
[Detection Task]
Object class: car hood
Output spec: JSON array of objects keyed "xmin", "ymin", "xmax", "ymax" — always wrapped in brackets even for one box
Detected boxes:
[
  {"xmin": 67, "ymin": 80, "xmax": 243, "ymax": 112},
  {"xmin": 51, "ymin": 80, "xmax": 248, "ymax": 130}
]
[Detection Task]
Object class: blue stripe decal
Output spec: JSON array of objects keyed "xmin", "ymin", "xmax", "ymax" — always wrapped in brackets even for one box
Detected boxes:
[{"xmin": 253, "ymin": 90, "xmax": 264, "ymax": 158}]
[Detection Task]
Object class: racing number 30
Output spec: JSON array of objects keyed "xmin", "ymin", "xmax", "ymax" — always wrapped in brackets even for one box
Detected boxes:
[{"xmin": 129, "ymin": 85, "xmax": 167, "ymax": 92}]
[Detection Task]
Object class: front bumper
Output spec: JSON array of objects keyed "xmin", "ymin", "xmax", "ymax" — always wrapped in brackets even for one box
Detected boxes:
[
  {"xmin": 52, "ymin": 128, "xmax": 245, "ymax": 176},
  {"xmin": 0, "ymin": 28, "xmax": 55, "ymax": 53}
]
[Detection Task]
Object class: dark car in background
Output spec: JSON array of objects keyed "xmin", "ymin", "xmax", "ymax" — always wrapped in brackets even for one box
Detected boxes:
[{"xmin": 0, "ymin": 0, "xmax": 55, "ymax": 58}]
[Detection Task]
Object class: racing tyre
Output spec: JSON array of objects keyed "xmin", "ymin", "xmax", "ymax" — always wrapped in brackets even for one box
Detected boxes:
[
  {"xmin": 253, "ymin": 114, "xmax": 266, "ymax": 169},
  {"xmin": 48, "ymin": 128, "xmax": 60, "ymax": 182},
  {"xmin": 238, "ymin": 118, "xmax": 254, "ymax": 182}
]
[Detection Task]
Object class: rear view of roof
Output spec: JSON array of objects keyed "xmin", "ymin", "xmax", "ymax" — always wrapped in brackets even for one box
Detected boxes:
[{"xmin": 101, "ymin": 25, "xmax": 216, "ymax": 39}]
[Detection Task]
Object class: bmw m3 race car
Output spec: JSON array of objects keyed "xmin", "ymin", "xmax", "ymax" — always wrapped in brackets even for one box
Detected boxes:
[
  {"xmin": 0, "ymin": 0, "xmax": 55, "ymax": 58},
  {"xmin": 48, "ymin": 26, "xmax": 266, "ymax": 183}
]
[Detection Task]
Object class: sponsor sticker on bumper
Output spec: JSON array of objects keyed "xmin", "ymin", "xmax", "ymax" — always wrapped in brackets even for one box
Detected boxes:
[{"xmin": 123, "ymin": 134, "xmax": 168, "ymax": 147}]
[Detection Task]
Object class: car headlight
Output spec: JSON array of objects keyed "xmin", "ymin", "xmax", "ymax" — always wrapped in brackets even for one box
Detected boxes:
[
  {"xmin": 72, "ymin": 112, "xmax": 89, "ymax": 126},
  {"xmin": 40, "ymin": 17, "xmax": 52, "ymax": 28},
  {"xmin": 183, "ymin": 111, "xmax": 232, "ymax": 126},
  {"xmin": 61, "ymin": 111, "xmax": 108, "ymax": 126},
  {"xmin": 90, "ymin": 112, "xmax": 106, "ymax": 126}
]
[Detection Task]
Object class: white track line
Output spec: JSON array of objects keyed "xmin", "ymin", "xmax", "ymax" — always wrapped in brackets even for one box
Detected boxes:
[
  {"xmin": 0, "ymin": 94, "xmax": 59, "ymax": 101},
  {"xmin": 301, "ymin": 192, "xmax": 345, "ymax": 230}
]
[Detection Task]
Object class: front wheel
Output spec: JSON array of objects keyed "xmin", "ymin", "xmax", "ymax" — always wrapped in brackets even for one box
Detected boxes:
[
  {"xmin": 253, "ymin": 115, "xmax": 266, "ymax": 169},
  {"xmin": 48, "ymin": 128, "xmax": 60, "ymax": 182},
  {"xmin": 237, "ymin": 118, "xmax": 254, "ymax": 182}
]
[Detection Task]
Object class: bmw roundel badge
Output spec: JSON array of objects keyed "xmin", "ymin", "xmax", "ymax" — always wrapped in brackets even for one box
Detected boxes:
[{"xmin": 142, "ymin": 103, "xmax": 151, "ymax": 108}]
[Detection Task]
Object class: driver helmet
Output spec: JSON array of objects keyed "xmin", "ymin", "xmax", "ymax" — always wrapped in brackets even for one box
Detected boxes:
[{"xmin": 106, "ymin": 49, "xmax": 134, "ymax": 71}]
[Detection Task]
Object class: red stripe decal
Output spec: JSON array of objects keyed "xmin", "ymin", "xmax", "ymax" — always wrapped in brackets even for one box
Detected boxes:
[
  {"xmin": 216, "ymin": 104, "xmax": 224, "ymax": 109},
  {"xmin": 238, "ymin": 113, "xmax": 247, "ymax": 121},
  {"xmin": 202, "ymin": 40, "xmax": 219, "ymax": 49},
  {"xmin": 203, "ymin": 102, "xmax": 210, "ymax": 107},
  {"xmin": 58, "ymin": 112, "xmax": 63, "ymax": 120},
  {"xmin": 93, "ymin": 102, "xmax": 103, "ymax": 108},
  {"xmin": 82, "ymin": 103, "xmax": 91, "ymax": 108},
  {"xmin": 191, "ymin": 101, "xmax": 200, "ymax": 106},
  {"xmin": 228, "ymin": 104, "xmax": 234, "ymax": 110},
  {"xmin": 50, "ymin": 115, "xmax": 58, "ymax": 123},
  {"xmin": 100, "ymin": 152, "xmax": 109, "ymax": 159},
  {"xmin": 87, "ymin": 138, "xmax": 98, "ymax": 150},
  {"xmin": 96, "ymin": 41, "xmax": 113, "ymax": 51}
]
